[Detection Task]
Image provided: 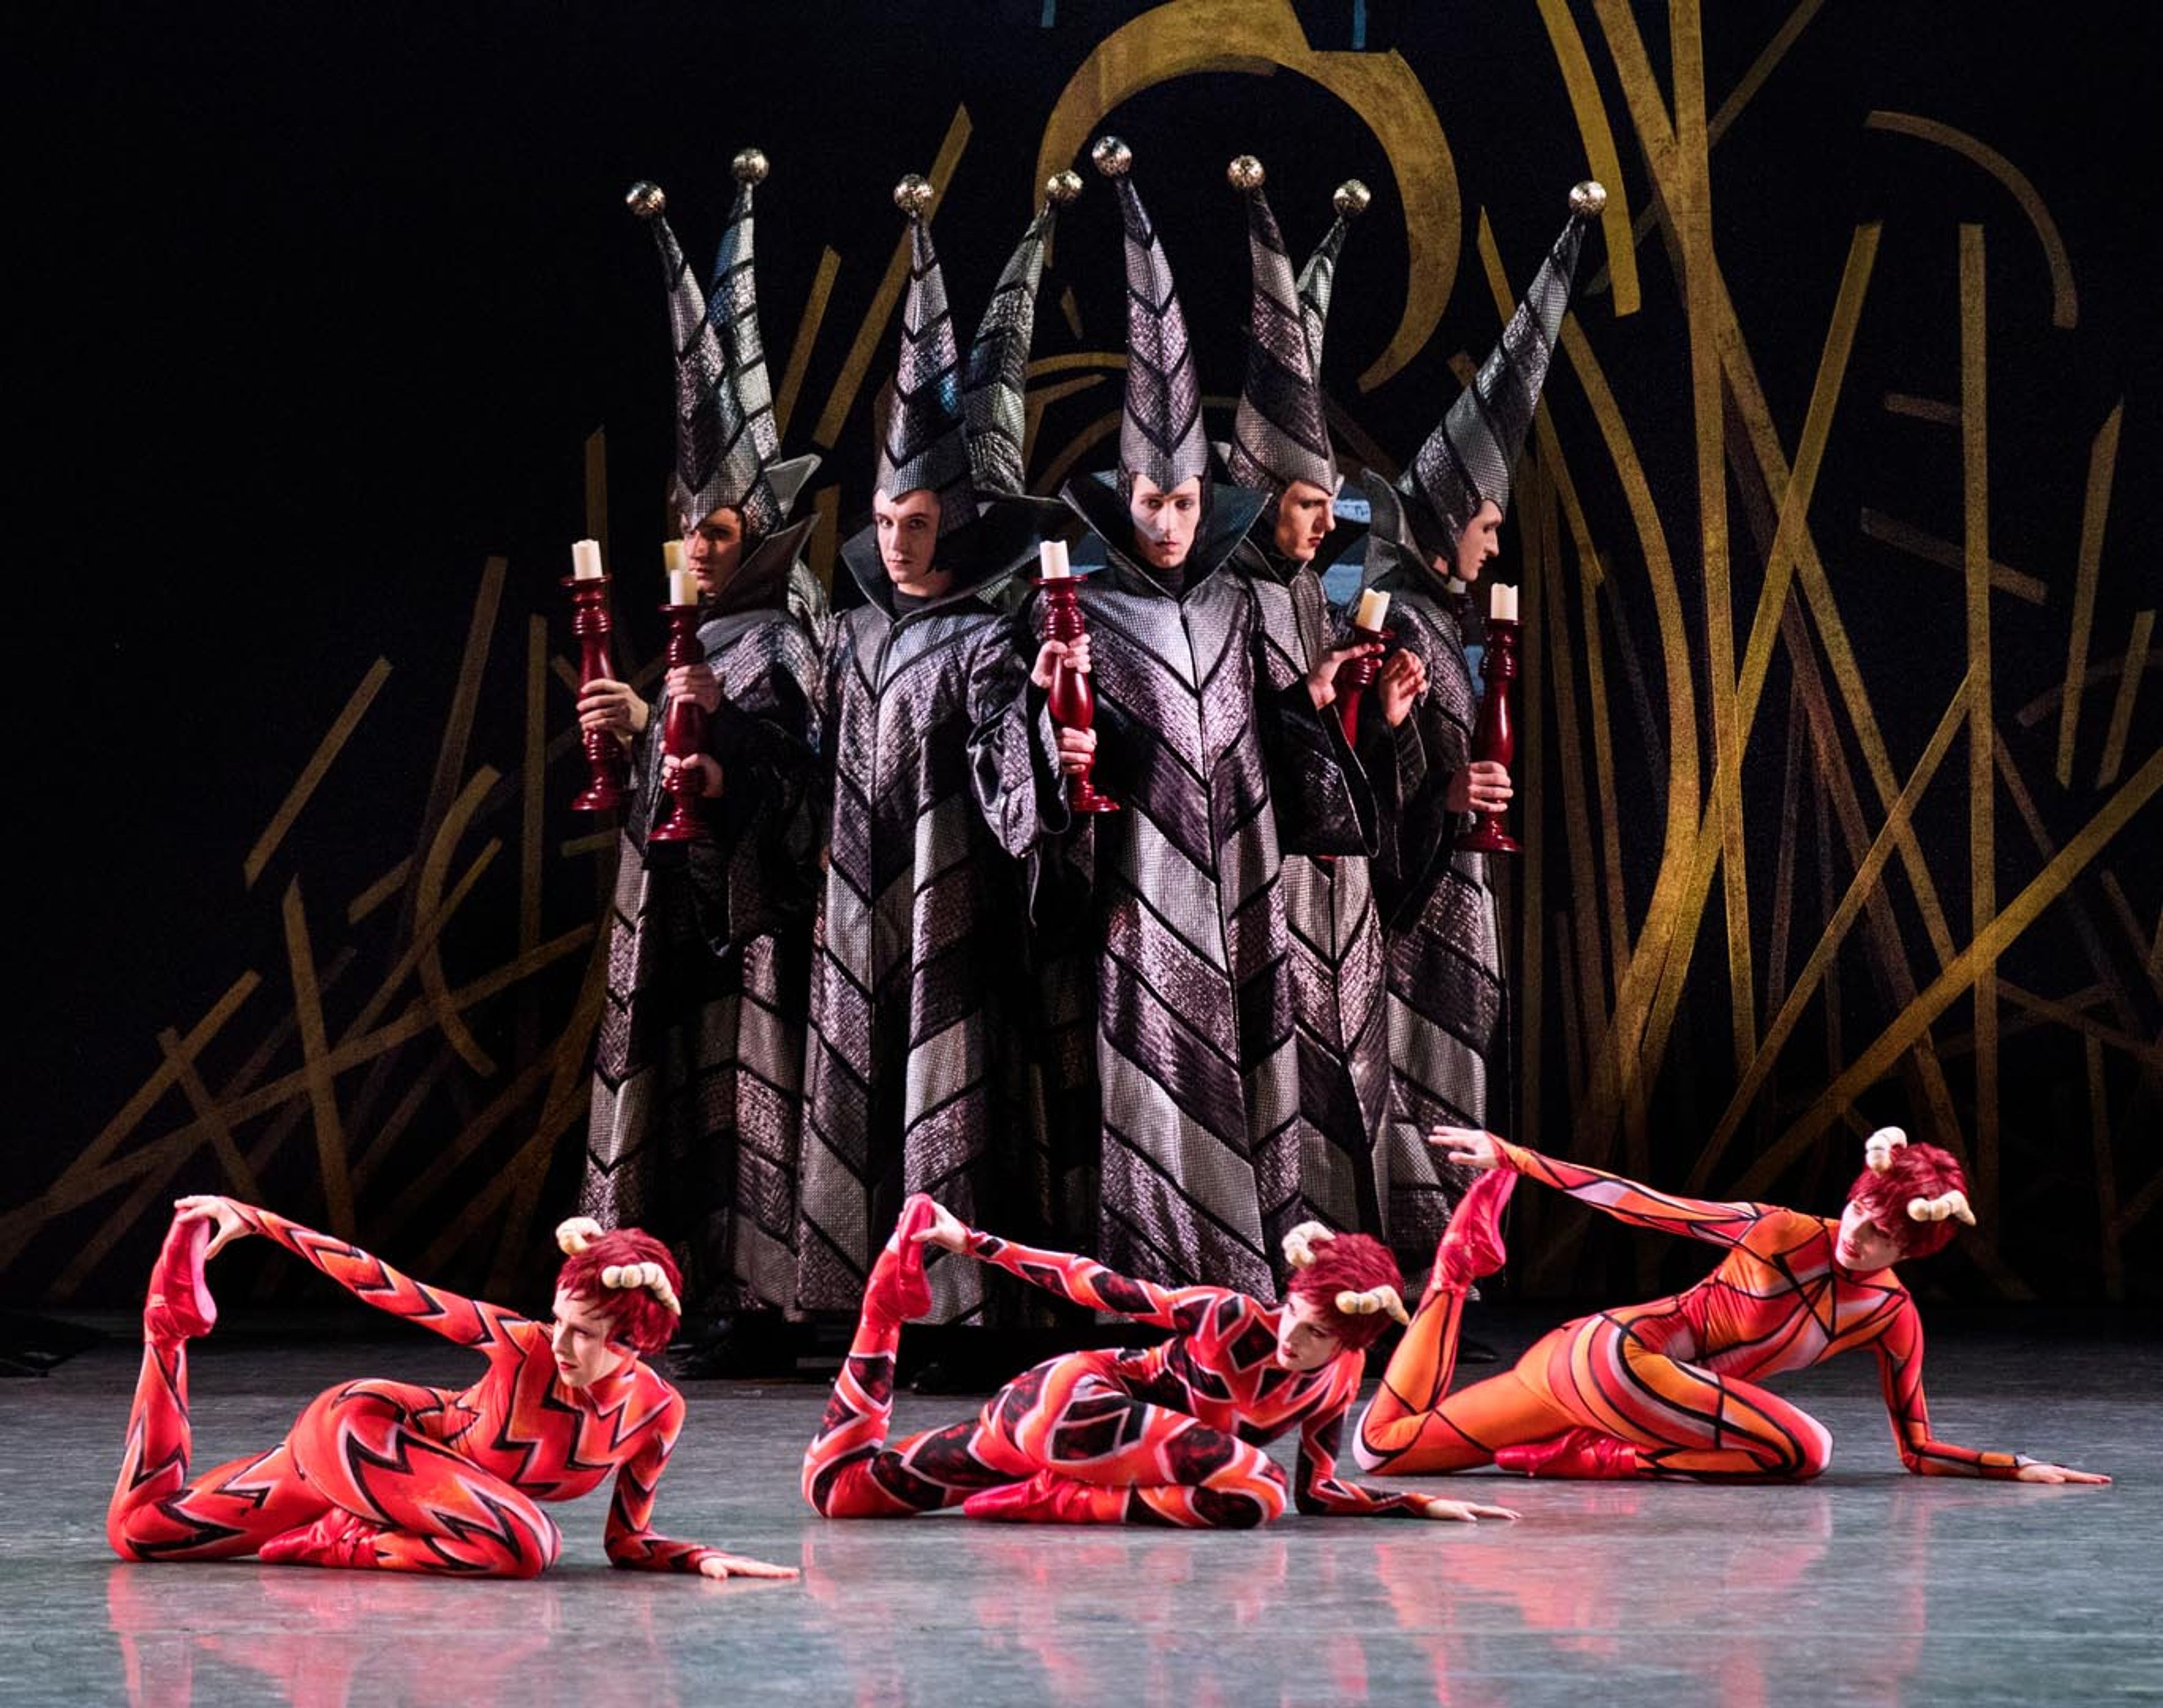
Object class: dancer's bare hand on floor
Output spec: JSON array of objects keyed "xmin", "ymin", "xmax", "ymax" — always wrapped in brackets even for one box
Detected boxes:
[
  {"xmin": 1419, "ymin": 1496, "xmax": 1520, "ymax": 1522},
  {"xmin": 1427, "ymin": 1127, "xmax": 1506, "ymax": 1171},
  {"xmin": 699, "ymin": 1551, "xmax": 801, "ymax": 1580},
  {"xmin": 172, "ymin": 1195, "xmax": 250, "ymax": 1258},
  {"xmin": 2013, "ymin": 1460, "xmax": 2111, "ymax": 1484},
  {"xmin": 909, "ymin": 1199, "xmax": 970, "ymax": 1252}
]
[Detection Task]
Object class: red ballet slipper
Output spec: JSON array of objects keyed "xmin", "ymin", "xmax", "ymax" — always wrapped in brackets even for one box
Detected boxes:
[
  {"xmin": 962, "ymin": 1470, "xmax": 1120, "ymax": 1525},
  {"xmin": 1430, "ymin": 1168, "xmax": 1517, "ymax": 1295},
  {"xmin": 144, "ymin": 1215, "xmax": 217, "ymax": 1342},
  {"xmin": 861, "ymin": 1194, "xmax": 940, "ymax": 1324},
  {"xmin": 258, "ymin": 1509, "xmax": 382, "ymax": 1569},
  {"xmin": 1494, "ymin": 1426, "xmax": 1641, "ymax": 1480}
]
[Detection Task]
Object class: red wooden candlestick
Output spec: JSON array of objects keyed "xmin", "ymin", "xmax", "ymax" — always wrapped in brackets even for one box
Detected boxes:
[
  {"xmin": 1034, "ymin": 572, "xmax": 1119, "ymax": 814},
  {"xmin": 647, "ymin": 602, "xmax": 709, "ymax": 844},
  {"xmin": 1456, "ymin": 616, "xmax": 1520, "ymax": 855},
  {"xmin": 564, "ymin": 574, "xmax": 629, "ymax": 812},
  {"xmin": 1332, "ymin": 625, "xmax": 1392, "ymax": 746}
]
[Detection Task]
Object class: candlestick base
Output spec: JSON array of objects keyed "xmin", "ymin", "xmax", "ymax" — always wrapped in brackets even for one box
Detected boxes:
[
  {"xmin": 647, "ymin": 605, "xmax": 710, "ymax": 844},
  {"xmin": 1066, "ymin": 779, "xmax": 1121, "ymax": 815},
  {"xmin": 571, "ymin": 775, "xmax": 628, "ymax": 814},
  {"xmin": 1456, "ymin": 819, "xmax": 1520, "ymax": 856}
]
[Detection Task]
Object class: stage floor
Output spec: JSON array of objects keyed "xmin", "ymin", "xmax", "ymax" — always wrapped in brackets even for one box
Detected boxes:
[{"xmin": 3, "ymin": 1310, "xmax": 2155, "ymax": 1707}]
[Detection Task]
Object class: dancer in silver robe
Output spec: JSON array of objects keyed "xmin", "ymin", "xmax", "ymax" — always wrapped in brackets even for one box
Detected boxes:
[
  {"xmin": 576, "ymin": 155, "xmax": 826, "ymax": 1328},
  {"xmin": 1043, "ymin": 139, "xmax": 1375, "ymax": 1298},
  {"xmin": 1352, "ymin": 184, "xmax": 1605, "ymax": 1252},
  {"xmin": 794, "ymin": 173, "xmax": 1078, "ymax": 1324}
]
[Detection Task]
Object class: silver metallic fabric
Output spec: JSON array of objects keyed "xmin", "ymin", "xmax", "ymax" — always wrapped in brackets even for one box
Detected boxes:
[
  {"xmin": 876, "ymin": 208, "xmax": 978, "ymax": 535},
  {"xmin": 963, "ymin": 185, "xmax": 1070, "ymax": 499},
  {"xmin": 1296, "ymin": 183, "xmax": 1364, "ymax": 379},
  {"xmin": 1222, "ymin": 173, "xmax": 1338, "ymax": 500},
  {"xmin": 1093, "ymin": 143, "xmax": 1209, "ymax": 493}
]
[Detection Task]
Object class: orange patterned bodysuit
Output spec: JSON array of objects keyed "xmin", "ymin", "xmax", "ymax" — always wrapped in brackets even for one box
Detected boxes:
[
  {"xmin": 1356, "ymin": 1143, "xmax": 2031, "ymax": 1480},
  {"xmin": 804, "ymin": 1227, "xmax": 1435, "ymax": 1526},
  {"xmin": 109, "ymin": 1207, "xmax": 726, "ymax": 1576}
]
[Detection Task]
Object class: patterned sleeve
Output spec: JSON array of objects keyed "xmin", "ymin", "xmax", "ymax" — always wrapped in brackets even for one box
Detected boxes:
[
  {"xmin": 965, "ymin": 612, "xmax": 1060, "ymax": 860},
  {"xmin": 604, "ymin": 1385, "xmax": 729, "ymax": 1571},
  {"xmin": 1496, "ymin": 1141, "xmax": 1773, "ymax": 1248},
  {"xmin": 1248, "ymin": 584, "xmax": 1374, "ymax": 860},
  {"xmin": 1361, "ymin": 596, "xmax": 1472, "ymax": 921},
  {"xmin": 1872, "ymin": 1295, "xmax": 2026, "ymax": 1479},
  {"xmin": 233, "ymin": 1203, "xmax": 528, "ymax": 1351},
  {"xmin": 963, "ymin": 1229, "xmax": 1230, "ymax": 1332},
  {"xmin": 1293, "ymin": 1375, "xmax": 1436, "ymax": 1517}
]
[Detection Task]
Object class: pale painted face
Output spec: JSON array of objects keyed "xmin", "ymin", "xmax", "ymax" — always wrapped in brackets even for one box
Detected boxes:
[
  {"xmin": 1272, "ymin": 480, "xmax": 1336, "ymax": 564},
  {"xmin": 1128, "ymin": 474, "xmax": 1203, "ymax": 571},
  {"xmin": 1447, "ymin": 500, "xmax": 1505, "ymax": 583},
  {"xmin": 1274, "ymin": 1290, "xmax": 1348, "ymax": 1373},
  {"xmin": 873, "ymin": 488, "xmax": 947, "ymax": 595},
  {"xmin": 685, "ymin": 505, "xmax": 745, "ymax": 597},
  {"xmin": 549, "ymin": 1287, "xmax": 634, "ymax": 1390},
  {"xmin": 1833, "ymin": 1199, "xmax": 1907, "ymax": 1274}
]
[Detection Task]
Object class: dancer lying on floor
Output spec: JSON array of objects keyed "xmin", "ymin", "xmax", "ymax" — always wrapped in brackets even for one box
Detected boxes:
[
  {"xmin": 109, "ymin": 1197, "xmax": 798, "ymax": 1579},
  {"xmin": 1355, "ymin": 1126, "xmax": 2109, "ymax": 1485},
  {"xmin": 802, "ymin": 1194, "xmax": 1519, "ymax": 1527}
]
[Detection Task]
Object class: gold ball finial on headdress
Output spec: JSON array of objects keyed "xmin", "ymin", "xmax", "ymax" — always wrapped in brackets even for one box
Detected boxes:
[
  {"xmin": 1333, "ymin": 179, "xmax": 1373, "ymax": 219},
  {"xmin": 625, "ymin": 181, "xmax": 667, "ymax": 220},
  {"xmin": 893, "ymin": 174, "xmax": 936, "ymax": 217},
  {"xmin": 1044, "ymin": 168, "xmax": 1083, "ymax": 206},
  {"xmin": 1091, "ymin": 135, "xmax": 1133, "ymax": 177},
  {"xmin": 1569, "ymin": 180, "xmax": 1608, "ymax": 219},
  {"xmin": 732, "ymin": 148, "xmax": 770, "ymax": 185},
  {"xmin": 1227, "ymin": 154, "xmax": 1265, "ymax": 192}
]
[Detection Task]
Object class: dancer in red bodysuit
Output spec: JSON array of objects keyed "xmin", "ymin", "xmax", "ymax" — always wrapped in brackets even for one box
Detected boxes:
[
  {"xmin": 802, "ymin": 1195, "xmax": 1520, "ymax": 1527},
  {"xmin": 108, "ymin": 1196, "xmax": 799, "ymax": 1578},
  {"xmin": 1355, "ymin": 1127, "xmax": 2109, "ymax": 1484}
]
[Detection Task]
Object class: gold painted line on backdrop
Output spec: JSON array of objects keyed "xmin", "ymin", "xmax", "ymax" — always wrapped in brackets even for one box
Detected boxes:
[
  {"xmin": 423, "ymin": 1074, "xmax": 592, "ymax": 1280},
  {"xmin": 414, "ymin": 768, "xmax": 506, "ymax": 1077},
  {"xmin": 1883, "ymin": 392, "xmax": 1959, "ymax": 425},
  {"xmin": 2096, "ymin": 610, "xmax": 2155, "ymax": 789},
  {"xmin": 1530, "ymin": 0, "xmax": 1640, "ymax": 315},
  {"xmin": 1059, "ymin": 286, "xmax": 1083, "ymax": 340},
  {"xmin": 282, "ymin": 878, "xmax": 354, "ymax": 1238},
  {"xmin": 559, "ymin": 830, "xmax": 620, "ymax": 859},
  {"xmin": 1763, "ymin": 679, "xmax": 1810, "ymax": 1014},
  {"xmin": 2089, "ymin": 1037, "xmax": 2123, "ymax": 1299},
  {"xmin": 2113, "ymin": 1169, "xmax": 2163, "ymax": 1244},
  {"xmin": 812, "ymin": 106, "xmax": 972, "ymax": 450},
  {"xmin": 353, "ymin": 1042, "xmax": 458, "ymax": 1195},
  {"xmin": 2058, "ymin": 402, "xmax": 2123, "ymax": 783},
  {"xmin": 1701, "ymin": 675, "xmax": 1973, "ymax": 1180},
  {"xmin": 1857, "ymin": 509, "xmax": 2046, "ymax": 604},
  {"xmin": 386, "ymin": 1048, "xmax": 561, "ymax": 1227},
  {"xmin": 243, "ymin": 658, "xmax": 393, "ymax": 890},
  {"xmin": 2097, "ymin": 870, "xmax": 2163, "ymax": 1000},
  {"xmin": 1864, "ymin": 112, "xmax": 2078, "ymax": 328},
  {"xmin": 1738, "ymin": 745, "xmax": 2163, "ymax": 1198},
  {"xmin": 348, "ymin": 859, "xmax": 414, "ymax": 926},
  {"xmin": 775, "ymin": 246, "xmax": 842, "ymax": 439},
  {"xmin": 1999, "ymin": 982, "xmax": 2163, "ymax": 1070},
  {"xmin": 2023, "ymin": 651, "xmax": 2158, "ymax": 728},
  {"xmin": 551, "ymin": 656, "xmax": 581, "ymax": 695},
  {"xmin": 1709, "ymin": 0, "xmax": 1827, "ymax": 146},
  {"xmin": 1961, "ymin": 222, "xmax": 1999, "ymax": 1230}
]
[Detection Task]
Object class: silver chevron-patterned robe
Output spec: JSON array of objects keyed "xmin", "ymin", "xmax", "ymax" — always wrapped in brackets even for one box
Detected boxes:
[
  {"xmin": 1233, "ymin": 537, "xmax": 1392, "ymax": 1247},
  {"xmin": 1354, "ymin": 566, "xmax": 1497, "ymax": 1255},
  {"xmin": 1047, "ymin": 479, "xmax": 1369, "ymax": 1297},
  {"xmin": 794, "ymin": 539, "xmax": 1056, "ymax": 1323},
  {"xmin": 580, "ymin": 586, "xmax": 822, "ymax": 1314}
]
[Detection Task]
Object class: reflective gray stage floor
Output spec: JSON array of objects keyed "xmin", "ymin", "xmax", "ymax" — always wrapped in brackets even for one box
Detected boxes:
[{"xmin": 2, "ymin": 1311, "xmax": 2155, "ymax": 1707}]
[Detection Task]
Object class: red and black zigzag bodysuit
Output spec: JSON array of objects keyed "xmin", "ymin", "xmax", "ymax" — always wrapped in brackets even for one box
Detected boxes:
[
  {"xmin": 804, "ymin": 1226, "xmax": 1435, "ymax": 1526},
  {"xmin": 109, "ymin": 1206, "xmax": 726, "ymax": 1576}
]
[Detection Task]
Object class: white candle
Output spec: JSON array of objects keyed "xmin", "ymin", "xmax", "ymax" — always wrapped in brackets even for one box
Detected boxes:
[
  {"xmin": 661, "ymin": 539, "xmax": 687, "ymax": 575},
  {"xmin": 571, "ymin": 539, "xmax": 604, "ymax": 580},
  {"xmin": 1352, "ymin": 589, "xmax": 1390, "ymax": 632},
  {"xmin": 1490, "ymin": 582, "xmax": 1519, "ymax": 622},
  {"xmin": 667, "ymin": 569, "xmax": 700, "ymax": 606},
  {"xmin": 1039, "ymin": 539, "xmax": 1071, "ymax": 578}
]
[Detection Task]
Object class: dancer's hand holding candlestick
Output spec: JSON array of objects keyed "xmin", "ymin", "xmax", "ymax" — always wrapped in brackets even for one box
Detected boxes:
[
  {"xmin": 648, "ymin": 563, "xmax": 713, "ymax": 844},
  {"xmin": 1454, "ymin": 581, "xmax": 1521, "ymax": 854},
  {"xmin": 1330, "ymin": 588, "xmax": 1394, "ymax": 742},
  {"xmin": 565, "ymin": 538, "xmax": 632, "ymax": 811},
  {"xmin": 1031, "ymin": 539, "xmax": 1119, "ymax": 812}
]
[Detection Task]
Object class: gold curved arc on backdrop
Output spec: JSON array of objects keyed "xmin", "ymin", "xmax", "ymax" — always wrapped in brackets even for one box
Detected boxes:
[
  {"xmin": 1531, "ymin": 0, "xmax": 1639, "ymax": 316},
  {"xmin": 1032, "ymin": 0, "xmax": 1459, "ymax": 394},
  {"xmin": 1864, "ymin": 111, "xmax": 2078, "ymax": 328}
]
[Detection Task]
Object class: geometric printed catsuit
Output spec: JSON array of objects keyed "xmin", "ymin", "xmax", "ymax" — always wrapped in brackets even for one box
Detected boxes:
[
  {"xmin": 108, "ymin": 1205, "xmax": 729, "ymax": 1576},
  {"xmin": 1355, "ymin": 1142, "xmax": 2030, "ymax": 1480},
  {"xmin": 804, "ymin": 1226, "xmax": 1440, "ymax": 1526}
]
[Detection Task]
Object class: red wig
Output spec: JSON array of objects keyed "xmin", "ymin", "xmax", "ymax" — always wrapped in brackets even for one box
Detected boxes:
[
  {"xmin": 1285, "ymin": 1233, "xmax": 1406, "ymax": 1351},
  {"xmin": 555, "ymin": 1228, "xmax": 682, "ymax": 1355},
  {"xmin": 1846, "ymin": 1141, "xmax": 1969, "ymax": 1261}
]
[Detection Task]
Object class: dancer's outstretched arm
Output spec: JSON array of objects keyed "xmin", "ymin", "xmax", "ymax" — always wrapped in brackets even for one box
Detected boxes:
[
  {"xmin": 605, "ymin": 1389, "xmax": 799, "ymax": 1577},
  {"xmin": 913, "ymin": 1202, "xmax": 1232, "ymax": 1332},
  {"xmin": 172, "ymin": 1195, "xmax": 527, "ymax": 1351},
  {"xmin": 1296, "ymin": 1384, "xmax": 1519, "ymax": 1523},
  {"xmin": 1869, "ymin": 1296, "xmax": 2108, "ymax": 1484},
  {"xmin": 1429, "ymin": 1129, "xmax": 1773, "ymax": 1249}
]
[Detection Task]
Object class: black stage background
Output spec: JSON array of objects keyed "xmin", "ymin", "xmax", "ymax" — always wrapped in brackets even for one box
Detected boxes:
[{"xmin": 12, "ymin": 1, "xmax": 2158, "ymax": 1311}]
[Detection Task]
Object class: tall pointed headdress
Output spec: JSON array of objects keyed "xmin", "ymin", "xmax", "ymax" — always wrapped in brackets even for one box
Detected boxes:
[
  {"xmin": 1092, "ymin": 136, "xmax": 1208, "ymax": 492},
  {"xmin": 1396, "ymin": 181, "xmax": 1605, "ymax": 563},
  {"xmin": 963, "ymin": 170, "xmax": 1082, "ymax": 498},
  {"xmin": 875, "ymin": 176, "xmax": 978, "ymax": 537},
  {"xmin": 628, "ymin": 152, "xmax": 815, "ymax": 540},
  {"xmin": 1220, "ymin": 158, "xmax": 1368, "ymax": 499}
]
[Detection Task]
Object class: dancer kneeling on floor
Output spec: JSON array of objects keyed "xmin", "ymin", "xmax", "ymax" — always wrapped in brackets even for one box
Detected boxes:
[
  {"xmin": 802, "ymin": 1195, "xmax": 1519, "ymax": 1527},
  {"xmin": 109, "ymin": 1197, "xmax": 797, "ymax": 1579},
  {"xmin": 1356, "ymin": 1126, "xmax": 2109, "ymax": 1485}
]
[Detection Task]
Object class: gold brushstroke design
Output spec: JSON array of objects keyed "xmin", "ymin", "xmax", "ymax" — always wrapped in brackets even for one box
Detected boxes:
[
  {"xmin": 1883, "ymin": 392, "xmax": 1959, "ymax": 425},
  {"xmin": 2097, "ymin": 870, "xmax": 2163, "ymax": 1001},
  {"xmin": 1530, "ymin": 0, "xmax": 1639, "ymax": 315},
  {"xmin": 414, "ymin": 768, "xmax": 505, "ymax": 1076},
  {"xmin": 282, "ymin": 878, "xmax": 353, "ymax": 1238},
  {"xmin": 1865, "ymin": 112, "xmax": 2079, "ymax": 328},
  {"xmin": 1960, "ymin": 223, "xmax": 1997, "ymax": 1229},
  {"xmin": 812, "ymin": 108, "xmax": 972, "ymax": 451},
  {"xmin": 347, "ymin": 858, "xmax": 413, "ymax": 926},
  {"xmin": 2095, "ymin": 610, "xmax": 2154, "ymax": 789},
  {"xmin": 2058, "ymin": 402, "xmax": 2124, "ymax": 784},
  {"xmin": 1858, "ymin": 509, "xmax": 2046, "ymax": 604},
  {"xmin": 243, "ymin": 659, "xmax": 393, "ymax": 889},
  {"xmin": 776, "ymin": 246, "xmax": 842, "ymax": 439}
]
